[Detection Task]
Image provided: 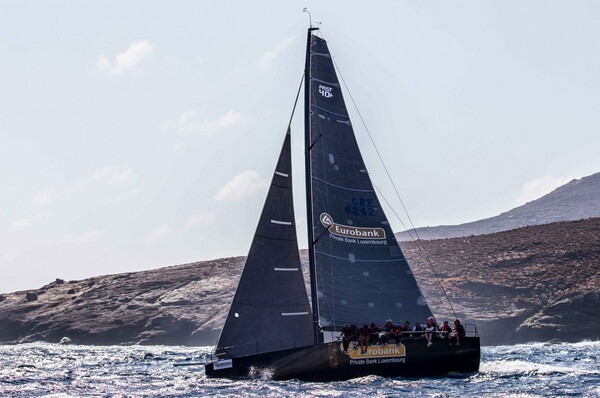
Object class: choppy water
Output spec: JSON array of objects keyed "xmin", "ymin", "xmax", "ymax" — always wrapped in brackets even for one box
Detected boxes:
[{"xmin": 0, "ymin": 341, "xmax": 598, "ymax": 397}]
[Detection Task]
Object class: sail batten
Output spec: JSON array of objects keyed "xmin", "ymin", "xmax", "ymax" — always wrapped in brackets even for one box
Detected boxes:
[
  {"xmin": 312, "ymin": 105, "xmax": 349, "ymax": 118},
  {"xmin": 314, "ymin": 251, "xmax": 406, "ymax": 263},
  {"xmin": 312, "ymin": 177, "xmax": 375, "ymax": 192},
  {"xmin": 270, "ymin": 220, "xmax": 293, "ymax": 225}
]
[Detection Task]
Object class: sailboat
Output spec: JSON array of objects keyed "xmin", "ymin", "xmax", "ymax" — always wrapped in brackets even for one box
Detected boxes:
[{"xmin": 204, "ymin": 26, "xmax": 480, "ymax": 381}]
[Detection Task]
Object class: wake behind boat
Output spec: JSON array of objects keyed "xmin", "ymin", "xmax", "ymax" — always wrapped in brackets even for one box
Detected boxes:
[{"xmin": 205, "ymin": 25, "xmax": 480, "ymax": 381}]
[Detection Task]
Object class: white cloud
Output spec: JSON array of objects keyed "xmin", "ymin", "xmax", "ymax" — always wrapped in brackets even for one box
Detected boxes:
[
  {"xmin": 215, "ymin": 110, "xmax": 241, "ymax": 129},
  {"xmin": 93, "ymin": 167, "xmax": 112, "ymax": 180},
  {"xmin": 31, "ymin": 189, "xmax": 58, "ymax": 207},
  {"xmin": 515, "ymin": 175, "xmax": 574, "ymax": 206},
  {"xmin": 67, "ymin": 167, "xmax": 135, "ymax": 200},
  {"xmin": 109, "ymin": 168, "xmax": 134, "ymax": 185},
  {"xmin": 214, "ymin": 170, "xmax": 269, "ymax": 202},
  {"xmin": 9, "ymin": 212, "xmax": 49, "ymax": 231},
  {"xmin": 63, "ymin": 229, "xmax": 106, "ymax": 244},
  {"xmin": 75, "ymin": 167, "xmax": 135, "ymax": 189},
  {"xmin": 143, "ymin": 225, "xmax": 174, "ymax": 245},
  {"xmin": 164, "ymin": 109, "xmax": 241, "ymax": 136},
  {"xmin": 98, "ymin": 40, "xmax": 154, "ymax": 76},
  {"xmin": 172, "ymin": 110, "xmax": 203, "ymax": 135},
  {"xmin": 185, "ymin": 211, "xmax": 217, "ymax": 229},
  {"xmin": 260, "ymin": 36, "xmax": 295, "ymax": 70}
]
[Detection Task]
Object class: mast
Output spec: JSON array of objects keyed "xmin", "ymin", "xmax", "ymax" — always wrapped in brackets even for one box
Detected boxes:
[{"xmin": 304, "ymin": 27, "xmax": 322, "ymax": 344}]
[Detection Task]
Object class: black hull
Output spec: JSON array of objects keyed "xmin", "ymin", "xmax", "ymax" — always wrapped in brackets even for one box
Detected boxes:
[{"xmin": 205, "ymin": 336, "xmax": 480, "ymax": 381}]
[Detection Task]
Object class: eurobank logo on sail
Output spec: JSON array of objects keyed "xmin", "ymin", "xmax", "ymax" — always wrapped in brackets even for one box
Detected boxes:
[{"xmin": 320, "ymin": 213, "xmax": 386, "ymax": 240}]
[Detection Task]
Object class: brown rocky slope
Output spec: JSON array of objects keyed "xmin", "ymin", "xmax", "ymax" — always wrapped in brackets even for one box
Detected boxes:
[
  {"xmin": 0, "ymin": 218, "xmax": 598, "ymax": 346},
  {"xmin": 403, "ymin": 217, "xmax": 600, "ymax": 344}
]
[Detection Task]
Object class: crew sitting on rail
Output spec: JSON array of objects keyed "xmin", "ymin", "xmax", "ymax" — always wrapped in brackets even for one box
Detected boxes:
[
  {"xmin": 424, "ymin": 316, "xmax": 437, "ymax": 347},
  {"xmin": 439, "ymin": 320, "xmax": 452, "ymax": 339},
  {"xmin": 359, "ymin": 324, "xmax": 371, "ymax": 354},
  {"xmin": 402, "ymin": 321, "xmax": 411, "ymax": 335},
  {"xmin": 369, "ymin": 323, "xmax": 381, "ymax": 345},
  {"xmin": 339, "ymin": 324, "xmax": 353, "ymax": 354},
  {"xmin": 393, "ymin": 323, "xmax": 405, "ymax": 344},
  {"xmin": 450, "ymin": 319, "xmax": 466, "ymax": 346},
  {"xmin": 339, "ymin": 318, "xmax": 468, "ymax": 349},
  {"xmin": 378, "ymin": 319, "xmax": 394, "ymax": 345},
  {"xmin": 412, "ymin": 321, "xmax": 423, "ymax": 338}
]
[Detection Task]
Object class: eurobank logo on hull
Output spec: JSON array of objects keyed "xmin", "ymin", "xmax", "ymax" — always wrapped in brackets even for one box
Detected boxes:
[
  {"xmin": 320, "ymin": 213, "xmax": 386, "ymax": 240},
  {"xmin": 341, "ymin": 343, "xmax": 406, "ymax": 361}
]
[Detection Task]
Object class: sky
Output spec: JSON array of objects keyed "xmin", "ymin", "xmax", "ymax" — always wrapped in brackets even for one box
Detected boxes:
[{"xmin": 1, "ymin": 1, "xmax": 599, "ymax": 293}]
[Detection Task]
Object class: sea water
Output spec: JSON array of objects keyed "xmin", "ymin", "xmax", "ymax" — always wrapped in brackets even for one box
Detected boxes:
[{"xmin": 0, "ymin": 341, "xmax": 598, "ymax": 397}]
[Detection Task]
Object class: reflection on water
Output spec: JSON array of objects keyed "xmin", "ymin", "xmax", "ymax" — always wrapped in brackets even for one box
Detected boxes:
[{"xmin": 1, "ymin": 341, "xmax": 599, "ymax": 397}]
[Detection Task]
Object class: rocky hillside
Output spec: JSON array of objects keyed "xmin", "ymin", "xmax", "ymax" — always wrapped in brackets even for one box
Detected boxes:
[
  {"xmin": 0, "ymin": 256, "xmax": 246, "ymax": 346},
  {"xmin": 403, "ymin": 217, "xmax": 600, "ymax": 344},
  {"xmin": 396, "ymin": 172, "xmax": 600, "ymax": 241},
  {"xmin": 0, "ymin": 218, "xmax": 598, "ymax": 346}
]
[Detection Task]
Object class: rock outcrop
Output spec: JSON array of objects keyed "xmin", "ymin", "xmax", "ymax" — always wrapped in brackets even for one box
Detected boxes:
[
  {"xmin": 514, "ymin": 291, "xmax": 600, "ymax": 342},
  {"xmin": 0, "ymin": 218, "xmax": 598, "ymax": 346}
]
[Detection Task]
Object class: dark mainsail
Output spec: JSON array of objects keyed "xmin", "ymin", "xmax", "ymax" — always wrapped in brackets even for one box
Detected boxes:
[
  {"xmin": 306, "ymin": 33, "xmax": 432, "ymax": 330},
  {"xmin": 216, "ymin": 130, "xmax": 313, "ymax": 358}
]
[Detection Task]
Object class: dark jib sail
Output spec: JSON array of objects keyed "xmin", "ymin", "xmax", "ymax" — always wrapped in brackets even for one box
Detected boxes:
[
  {"xmin": 307, "ymin": 33, "xmax": 432, "ymax": 330},
  {"xmin": 215, "ymin": 130, "xmax": 313, "ymax": 358}
]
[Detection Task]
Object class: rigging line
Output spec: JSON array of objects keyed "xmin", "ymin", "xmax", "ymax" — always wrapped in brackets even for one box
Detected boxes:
[
  {"xmin": 330, "ymin": 56, "xmax": 419, "ymax": 238},
  {"xmin": 318, "ymin": 30, "xmax": 421, "ymax": 230},
  {"xmin": 373, "ymin": 181, "xmax": 457, "ymax": 318},
  {"xmin": 330, "ymin": 52, "xmax": 458, "ymax": 319},
  {"xmin": 312, "ymin": 224, "xmax": 332, "ymax": 245},
  {"xmin": 288, "ymin": 73, "xmax": 305, "ymax": 130},
  {"xmin": 371, "ymin": 182, "xmax": 416, "ymax": 242}
]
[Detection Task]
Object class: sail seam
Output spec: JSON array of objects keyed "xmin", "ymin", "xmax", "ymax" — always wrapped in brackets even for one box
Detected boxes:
[
  {"xmin": 312, "ymin": 177, "xmax": 375, "ymax": 193},
  {"xmin": 272, "ymin": 183, "xmax": 292, "ymax": 190},
  {"xmin": 254, "ymin": 234, "xmax": 296, "ymax": 242},
  {"xmin": 315, "ymin": 251, "xmax": 405, "ymax": 263},
  {"xmin": 275, "ymin": 171, "xmax": 289, "ymax": 177},
  {"xmin": 312, "ymin": 104, "xmax": 349, "ymax": 119},
  {"xmin": 311, "ymin": 77, "xmax": 340, "ymax": 87}
]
